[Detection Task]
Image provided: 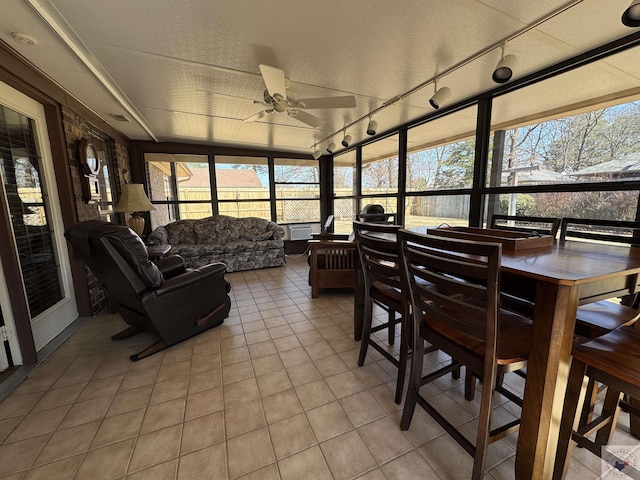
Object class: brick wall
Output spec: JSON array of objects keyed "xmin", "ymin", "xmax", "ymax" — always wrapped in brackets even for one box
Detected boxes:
[{"xmin": 62, "ymin": 106, "xmax": 131, "ymax": 314}]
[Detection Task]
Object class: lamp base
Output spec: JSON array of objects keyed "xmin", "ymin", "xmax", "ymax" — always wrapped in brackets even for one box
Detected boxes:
[{"xmin": 128, "ymin": 216, "xmax": 145, "ymax": 237}]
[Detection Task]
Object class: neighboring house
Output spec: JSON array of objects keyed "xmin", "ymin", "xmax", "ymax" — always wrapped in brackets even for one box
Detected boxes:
[
  {"xmin": 501, "ymin": 167, "xmax": 569, "ymax": 186},
  {"xmin": 571, "ymin": 154, "xmax": 640, "ymax": 180},
  {"xmin": 180, "ymin": 168, "xmax": 264, "ymax": 188}
]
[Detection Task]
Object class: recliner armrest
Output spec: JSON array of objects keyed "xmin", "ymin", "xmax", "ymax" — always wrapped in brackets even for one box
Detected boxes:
[
  {"xmin": 154, "ymin": 262, "xmax": 227, "ymax": 296},
  {"xmin": 154, "ymin": 255, "xmax": 186, "ymax": 279}
]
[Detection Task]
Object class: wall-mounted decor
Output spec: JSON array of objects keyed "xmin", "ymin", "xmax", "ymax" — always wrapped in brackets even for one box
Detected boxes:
[{"xmin": 78, "ymin": 138, "xmax": 101, "ymax": 203}]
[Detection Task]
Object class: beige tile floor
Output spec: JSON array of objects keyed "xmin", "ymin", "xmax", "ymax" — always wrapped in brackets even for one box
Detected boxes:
[{"xmin": 0, "ymin": 255, "xmax": 637, "ymax": 479}]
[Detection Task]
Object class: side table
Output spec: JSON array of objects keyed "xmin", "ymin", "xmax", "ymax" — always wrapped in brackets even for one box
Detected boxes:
[{"xmin": 147, "ymin": 244, "xmax": 171, "ymax": 260}]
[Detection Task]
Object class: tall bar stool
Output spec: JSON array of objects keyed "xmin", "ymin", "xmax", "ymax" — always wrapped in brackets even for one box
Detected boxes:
[
  {"xmin": 398, "ymin": 229, "xmax": 532, "ymax": 480},
  {"xmin": 560, "ymin": 218, "xmax": 640, "ymax": 339},
  {"xmin": 553, "ymin": 326, "xmax": 640, "ymax": 479},
  {"xmin": 560, "ymin": 218, "xmax": 640, "ymax": 426},
  {"xmin": 354, "ymin": 220, "xmax": 416, "ymax": 404}
]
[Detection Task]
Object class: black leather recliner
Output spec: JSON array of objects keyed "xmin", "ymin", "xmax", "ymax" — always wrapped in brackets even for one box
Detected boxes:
[{"xmin": 65, "ymin": 220, "xmax": 231, "ymax": 361}]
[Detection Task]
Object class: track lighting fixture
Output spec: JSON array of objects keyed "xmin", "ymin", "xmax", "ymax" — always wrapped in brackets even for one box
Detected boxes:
[
  {"xmin": 341, "ymin": 130, "xmax": 352, "ymax": 148},
  {"xmin": 312, "ymin": 143, "xmax": 321, "ymax": 160},
  {"xmin": 429, "ymin": 78, "xmax": 451, "ymax": 110},
  {"xmin": 327, "ymin": 142, "xmax": 336, "ymax": 154},
  {"xmin": 492, "ymin": 43, "xmax": 517, "ymax": 84},
  {"xmin": 366, "ymin": 116, "xmax": 377, "ymax": 136},
  {"xmin": 622, "ymin": 0, "xmax": 640, "ymax": 27}
]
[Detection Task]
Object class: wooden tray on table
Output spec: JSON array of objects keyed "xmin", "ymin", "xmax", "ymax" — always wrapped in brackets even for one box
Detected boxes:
[{"xmin": 426, "ymin": 227, "xmax": 554, "ymax": 251}]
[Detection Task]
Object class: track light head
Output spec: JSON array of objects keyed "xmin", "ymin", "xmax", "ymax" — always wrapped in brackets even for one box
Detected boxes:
[
  {"xmin": 622, "ymin": 0, "xmax": 640, "ymax": 26},
  {"xmin": 341, "ymin": 133, "xmax": 352, "ymax": 148},
  {"xmin": 327, "ymin": 142, "xmax": 336, "ymax": 154},
  {"xmin": 312, "ymin": 149, "xmax": 322, "ymax": 160},
  {"xmin": 429, "ymin": 86, "xmax": 451, "ymax": 110},
  {"xmin": 366, "ymin": 118, "xmax": 377, "ymax": 136},
  {"xmin": 492, "ymin": 48, "xmax": 517, "ymax": 84}
]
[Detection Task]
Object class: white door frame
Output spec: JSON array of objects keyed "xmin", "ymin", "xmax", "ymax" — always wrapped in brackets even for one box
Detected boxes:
[{"xmin": 0, "ymin": 81, "xmax": 78, "ymax": 360}]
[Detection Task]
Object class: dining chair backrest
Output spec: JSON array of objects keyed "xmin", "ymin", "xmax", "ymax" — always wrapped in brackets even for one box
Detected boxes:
[
  {"xmin": 398, "ymin": 229, "xmax": 502, "ymax": 365},
  {"xmin": 353, "ymin": 221, "xmax": 404, "ymax": 295},
  {"xmin": 559, "ymin": 218, "xmax": 640, "ymax": 246},
  {"xmin": 490, "ymin": 215, "xmax": 561, "ymax": 237}
]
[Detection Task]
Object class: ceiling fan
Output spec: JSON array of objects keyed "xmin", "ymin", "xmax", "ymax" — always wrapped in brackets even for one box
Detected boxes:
[{"xmin": 243, "ymin": 64, "xmax": 356, "ymax": 128}]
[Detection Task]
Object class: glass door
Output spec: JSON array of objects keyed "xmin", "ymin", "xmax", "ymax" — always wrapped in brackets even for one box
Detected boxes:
[{"xmin": 0, "ymin": 81, "xmax": 77, "ymax": 361}]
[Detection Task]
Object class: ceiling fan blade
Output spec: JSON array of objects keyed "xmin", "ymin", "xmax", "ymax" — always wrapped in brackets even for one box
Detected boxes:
[
  {"xmin": 297, "ymin": 95, "xmax": 356, "ymax": 109},
  {"xmin": 290, "ymin": 110, "xmax": 324, "ymax": 128},
  {"xmin": 243, "ymin": 109, "xmax": 273, "ymax": 122},
  {"xmin": 259, "ymin": 64, "xmax": 287, "ymax": 100}
]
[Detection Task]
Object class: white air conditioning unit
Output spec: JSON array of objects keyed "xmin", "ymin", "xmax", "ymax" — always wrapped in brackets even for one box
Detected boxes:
[{"xmin": 288, "ymin": 224, "xmax": 312, "ymax": 241}]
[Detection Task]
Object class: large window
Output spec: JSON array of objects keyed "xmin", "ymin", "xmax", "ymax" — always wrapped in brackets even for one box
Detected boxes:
[
  {"xmin": 333, "ymin": 150, "xmax": 357, "ymax": 234},
  {"xmin": 486, "ymin": 51, "xmax": 640, "ymax": 223},
  {"xmin": 274, "ymin": 158, "xmax": 320, "ymax": 224},
  {"xmin": 146, "ymin": 153, "xmax": 212, "ymax": 229},
  {"xmin": 403, "ymin": 106, "xmax": 477, "ymax": 227},
  {"xmin": 361, "ymin": 135, "xmax": 399, "ymax": 197},
  {"xmin": 215, "ymin": 156, "xmax": 269, "ymax": 219},
  {"xmin": 407, "ymin": 106, "xmax": 477, "ymax": 192}
]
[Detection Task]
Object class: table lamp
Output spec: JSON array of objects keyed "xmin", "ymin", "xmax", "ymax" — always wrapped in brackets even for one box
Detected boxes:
[{"xmin": 114, "ymin": 184, "xmax": 155, "ymax": 237}]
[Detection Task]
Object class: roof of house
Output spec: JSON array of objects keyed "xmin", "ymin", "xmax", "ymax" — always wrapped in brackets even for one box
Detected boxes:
[
  {"xmin": 501, "ymin": 168, "xmax": 568, "ymax": 185},
  {"xmin": 179, "ymin": 168, "xmax": 264, "ymax": 187},
  {"xmin": 571, "ymin": 154, "xmax": 640, "ymax": 177}
]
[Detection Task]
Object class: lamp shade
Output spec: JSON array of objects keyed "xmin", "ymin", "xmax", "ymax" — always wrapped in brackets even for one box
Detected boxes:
[{"xmin": 114, "ymin": 184, "xmax": 155, "ymax": 213}]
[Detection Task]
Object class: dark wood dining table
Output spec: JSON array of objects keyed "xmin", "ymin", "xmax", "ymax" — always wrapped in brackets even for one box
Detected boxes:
[{"xmin": 352, "ymin": 228, "xmax": 640, "ymax": 479}]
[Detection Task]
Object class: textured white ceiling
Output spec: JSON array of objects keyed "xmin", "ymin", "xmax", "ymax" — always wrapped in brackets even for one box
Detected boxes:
[{"xmin": 0, "ymin": 0, "xmax": 638, "ymax": 157}]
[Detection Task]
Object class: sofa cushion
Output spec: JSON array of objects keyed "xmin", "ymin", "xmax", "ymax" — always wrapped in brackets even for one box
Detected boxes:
[
  {"xmin": 166, "ymin": 220, "xmax": 198, "ymax": 245},
  {"xmin": 238, "ymin": 217, "xmax": 273, "ymax": 241},
  {"xmin": 223, "ymin": 239, "xmax": 282, "ymax": 254},
  {"xmin": 194, "ymin": 218, "xmax": 227, "ymax": 245}
]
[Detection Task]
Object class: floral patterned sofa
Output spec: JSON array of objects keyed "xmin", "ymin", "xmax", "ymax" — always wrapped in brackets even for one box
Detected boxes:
[{"xmin": 147, "ymin": 215, "xmax": 285, "ymax": 272}]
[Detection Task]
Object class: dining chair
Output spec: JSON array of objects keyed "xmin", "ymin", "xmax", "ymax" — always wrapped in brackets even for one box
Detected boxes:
[
  {"xmin": 559, "ymin": 218, "xmax": 640, "ymax": 426},
  {"xmin": 490, "ymin": 214, "xmax": 562, "ymax": 237},
  {"xmin": 398, "ymin": 229, "xmax": 532, "ymax": 480},
  {"xmin": 487, "ymin": 215, "xmax": 562, "ymax": 320},
  {"xmin": 552, "ymin": 326, "xmax": 640, "ymax": 480},
  {"xmin": 559, "ymin": 218, "xmax": 640, "ymax": 340},
  {"xmin": 354, "ymin": 220, "xmax": 420, "ymax": 404}
]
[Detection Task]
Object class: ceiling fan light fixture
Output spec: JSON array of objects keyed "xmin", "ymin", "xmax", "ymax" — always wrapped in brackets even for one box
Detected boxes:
[
  {"xmin": 366, "ymin": 117, "xmax": 377, "ymax": 136},
  {"xmin": 492, "ymin": 44, "xmax": 517, "ymax": 83},
  {"xmin": 622, "ymin": 0, "xmax": 640, "ymax": 26},
  {"xmin": 327, "ymin": 142, "xmax": 336, "ymax": 154},
  {"xmin": 429, "ymin": 79, "xmax": 451, "ymax": 109}
]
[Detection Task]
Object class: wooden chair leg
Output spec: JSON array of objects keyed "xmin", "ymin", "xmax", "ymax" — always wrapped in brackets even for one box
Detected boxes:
[
  {"xmin": 358, "ymin": 299, "xmax": 373, "ymax": 367},
  {"xmin": 395, "ymin": 308, "xmax": 410, "ymax": 404},
  {"xmin": 130, "ymin": 341, "xmax": 167, "ymax": 361},
  {"xmin": 552, "ymin": 359, "xmax": 588, "ymax": 480},
  {"xmin": 400, "ymin": 325, "xmax": 424, "ymax": 430},
  {"xmin": 388, "ymin": 310, "xmax": 395, "ymax": 345},
  {"xmin": 594, "ymin": 388, "xmax": 623, "ymax": 446},
  {"xmin": 579, "ymin": 378, "xmax": 599, "ymax": 426},
  {"xmin": 472, "ymin": 364, "xmax": 498, "ymax": 480},
  {"xmin": 111, "ymin": 325, "xmax": 144, "ymax": 340},
  {"xmin": 465, "ymin": 369, "xmax": 476, "ymax": 401},
  {"xmin": 629, "ymin": 397, "xmax": 640, "ymax": 439}
]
